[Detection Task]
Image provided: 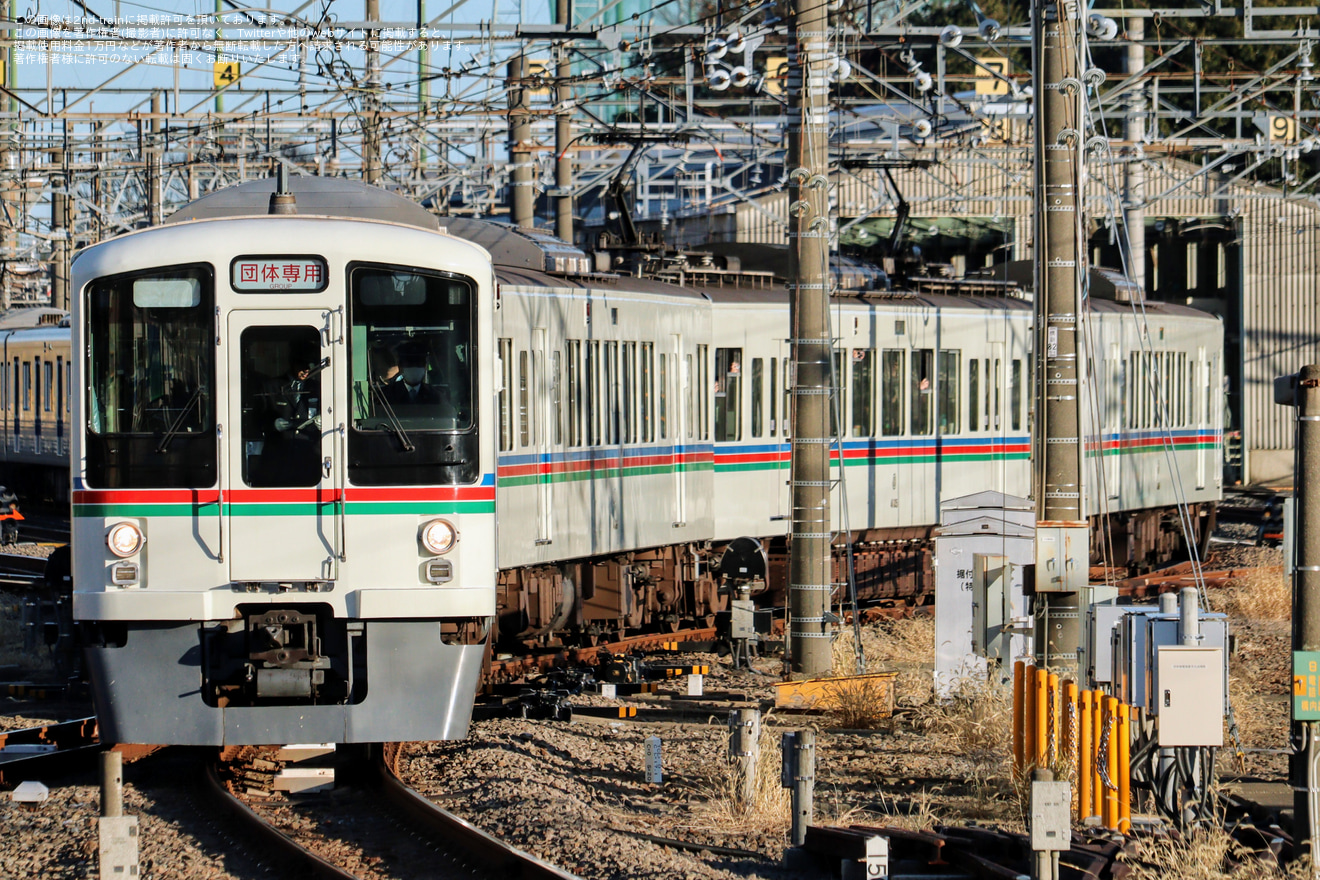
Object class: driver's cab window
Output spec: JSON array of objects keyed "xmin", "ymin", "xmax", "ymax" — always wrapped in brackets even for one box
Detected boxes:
[{"xmin": 239, "ymin": 326, "xmax": 324, "ymax": 487}]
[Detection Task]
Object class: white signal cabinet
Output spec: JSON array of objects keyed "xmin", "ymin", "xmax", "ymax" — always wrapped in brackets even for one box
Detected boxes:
[{"xmin": 1156, "ymin": 646, "xmax": 1225, "ymax": 747}]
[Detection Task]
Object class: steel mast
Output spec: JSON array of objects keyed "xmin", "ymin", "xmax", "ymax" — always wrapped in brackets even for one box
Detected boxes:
[
  {"xmin": 1032, "ymin": 0, "xmax": 1089, "ymax": 665},
  {"xmin": 787, "ymin": 0, "xmax": 833, "ymax": 677}
]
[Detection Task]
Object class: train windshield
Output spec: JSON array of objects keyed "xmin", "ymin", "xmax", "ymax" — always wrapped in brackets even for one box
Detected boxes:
[
  {"xmin": 84, "ymin": 265, "xmax": 216, "ymax": 488},
  {"xmin": 347, "ymin": 264, "xmax": 477, "ymax": 485}
]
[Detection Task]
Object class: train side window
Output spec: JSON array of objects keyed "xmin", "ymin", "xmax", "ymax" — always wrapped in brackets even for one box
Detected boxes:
[
  {"xmin": 641, "ymin": 342, "xmax": 653, "ymax": 442},
  {"xmin": 43, "ymin": 359, "xmax": 53, "ymax": 413},
  {"xmin": 12, "ymin": 358, "xmax": 19, "ymax": 416},
  {"xmin": 56, "ymin": 356, "xmax": 63, "ymax": 418},
  {"xmin": 776, "ymin": 358, "xmax": 786, "ymax": 438},
  {"xmin": 498, "ymin": 338, "xmax": 513, "ymax": 451},
  {"xmin": 1128, "ymin": 352, "xmax": 1138, "ymax": 430},
  {"xmin": 751, "ymin": 358, "xmax": 764, "ymax": 438},
  {"xmin": 658, "ymin": 352, "xmax": 667, "ymax": 440},
  {"xmin": 993, "ymin": 357, "xmax": 1001, "ymax": 430},
  {"xmin": 982, "ymin": 358, "xmax": 991, "ymax": 430},
  {"xmin": 697, "ymin": 344, "xmax": 709, "ymax": 440},
  {"xmin": 518, "ymin": 350, "xmax": 530, "ymax": 447},
  {"xmin": 881, "ymin": 349, "xmax": 904, "ymax": 436},
  {"xmin": 969, "ymin": 359, "xmax": 980, "ymax": 431},
  {"xmin": 911, "ymin": 349, "xmax": 934, "ymax": 436},
  {"xmin": 938, "ymin": 349, "xmax": 959, "ymax": 434},
  {"xmin": 551, "ymin": 349, "xmax": 563, "ymax": 446},
  {"xmin": 684, "ymin": 353, "xmax": 694, "ymax": 440},
  {"xmin": 22, "ymin": 361, "xmax": 31, "ymax": 411},
  {"xmin": 33, "ymin": 357, "xmax": 41, "ymax": 414},
  {"xmin": 1010, "ymin": 359, "xmax": 1022, "ymax": 431},
  {"xmin": 566, "ymin": 341, "xmax": 580, "ymax": 447},
  {"xmin": 622, "ymin": 342, "xmax": 634, "ymax": 444},
  {"xmin": 0, "ymin": 361, "xmax": 6, "ymax": 410},
  {"xmin": 851, "ymin": 349, "xmax": 874, "ymax": 437},
  {"xmin": 65, "ymin": 360, "xmax": 71, "ymax": 415},
  {"xmin": 769, "ymin": 357, "xmax": 778, "ymax": 437},
  {"xmin": 714, "ymin": 347, "xmax": 742, "ymax": 442},
  {"xmin": 606, "ymin": 341, "xmax": 619, "ymax": 445},
  {"xmin": 831, "ymin": 349, "xmax": 845, "ymax": 438}
]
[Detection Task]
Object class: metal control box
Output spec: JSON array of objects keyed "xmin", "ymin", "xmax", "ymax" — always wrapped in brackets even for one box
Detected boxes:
[
  {"xmin": 971, "ymin": 553, "xmax": 1012, "ymax": 661},
  {"xmin": 1034, "ymin": 526, "xmax": 1089, "ymax": 592},
  {"xmin": 1087, "ymin": 601, "xmax": 1128, "ymax": 688},
  {"xmin": 1111, "ymin": 608, "xmax": 1229, "ymax": 717},
  {"xmin": 1156, "ymin": 646, "xmax": 1225, "ymax": 747},
  {"xmin": 1030, "ymin": 780, "xmax": 1073, "ymax": 851}
]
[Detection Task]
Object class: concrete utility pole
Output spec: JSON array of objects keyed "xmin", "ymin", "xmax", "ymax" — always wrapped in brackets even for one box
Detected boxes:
[
  {"xmin": 786, "ymin": 0, "xmax": 832, "ymax": 677},
  {"xmin": 148, "ymin": 91, "xmax": 162, "ymax": 226},
  {"xmin": 1123, "ymin": 18, "xmax": 1145, "ymax": 296},
  {"xmin": 1277, "ymin": 366, "xmax": 1320, "ymax": 856},
  {"xmin": 1032, "ymin": 0, "xmax": 1088, "ymax": 665},
  {"xmin": 554, "ymin": 0, "xmax": 574, "ymax": 243},
  {"xmin": 507, "ymin": 54, "xmax": 534, "ymax": 228},
  {"xmin": 363, "ymin": 0, "xmax": 382, "ymax": 184}
]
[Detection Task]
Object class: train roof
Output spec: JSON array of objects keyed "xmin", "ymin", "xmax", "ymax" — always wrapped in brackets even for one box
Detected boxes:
[
  {"xmin": 167, "ymin": 176, "xmax": 441, "ymax": 230},
  {"xmin": 495, "ymin": 266, "xmax": 711, "ymax": 302}
]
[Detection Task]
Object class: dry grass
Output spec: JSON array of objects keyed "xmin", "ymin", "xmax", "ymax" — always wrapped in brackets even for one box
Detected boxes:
[
  {"xmin": 909, "ymin": 675, "xmax": 1013, "ymax": 760},
  {"xmin": 685, "ymin": 726, "xmax": 791, "ymax": 835},
  {"xmin": 1218, "ymin": 565, "xmax": 1290, "ymax": 623},
  {"xmin": 826, "ymin": 676, "xmax": 893, "ymax": 729},
  {"xmin": 1124, "ymin": 827, "xmax": 1311, "ymax": 880},
  {"xmin": 832, "ymin": 615, "xmax": 935, "ymax": 707}
]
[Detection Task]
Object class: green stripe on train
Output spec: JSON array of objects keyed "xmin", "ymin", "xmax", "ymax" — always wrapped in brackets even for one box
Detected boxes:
[{"xmin": 74, "ymin": 501, "xmax": 494, "ymax": 518}]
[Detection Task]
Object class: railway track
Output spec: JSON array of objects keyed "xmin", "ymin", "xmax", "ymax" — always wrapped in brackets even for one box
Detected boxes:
[{"xmin": 209, "ymin": 745, "xmax": 580, "ymax": 880}]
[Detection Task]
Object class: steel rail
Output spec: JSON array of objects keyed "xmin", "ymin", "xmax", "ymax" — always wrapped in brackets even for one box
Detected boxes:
[
  {"xmin": 375, "ymin": 745, "xmax": 581, "ymax": 880},
  {"xmin": 202, "ymin": 761, "xmax": 362, "ymax": 880}
]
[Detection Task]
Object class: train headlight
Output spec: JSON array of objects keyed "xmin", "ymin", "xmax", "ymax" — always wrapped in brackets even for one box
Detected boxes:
[
  {"xmin": 420, "ymin": 519, "xmax": 458, "ymax": 555},
  {"xmin": 106, "ymin": 522, "xmax": 144, "ymax": 558}
]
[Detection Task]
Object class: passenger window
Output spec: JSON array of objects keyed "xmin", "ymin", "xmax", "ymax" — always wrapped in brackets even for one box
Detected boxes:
[
  {"xmin": 881, "ymin": 350, "xmax": 904, "ymax": 436},
  {"xmin": 685, "ymin": 353, "xmax": 694, "ymax": 440},
  {"xmin": 698, "ymin": 345, "xmax": 710, "ymax": 441},
  {"xmin": 851, "ymin": 349, "xmax": 875, "ymax": 437},
  {"xmin": 911, "ymin": 349, "xmax": 933, "ymax": 436},
  {"xmin": 769, "ymin": 357, "xmax": 778, "ymax": 437},
  {"xmin": 551, "ymin": 350, "xmax": 562, "ymax": 446},
  {"xmin": 993, "ymin": 357, "xmax": 1001, "ymax": 430},
  {"xmin": 969, "ymin": 359, "xmax": 980, "ymax": 432},
  {"xmin": 498, "ymin": 338, "xmax": 513, "ymax": 451},
  {"xmin": 658, "ymin": 352, "xmax": 667, "ymax": 440},
  {"xmin": 641, "ymin": 342, "xmax": 653, "ymax": 442},
  {"xmin": 714, "ymin": 347, "xmax": 742, "ymax": 442},
  {"xmin": 938, "ymin": 350, "xmax": 959, "ymax": 434},
  {"xmin": 831, "ymin": 349, "xmax": 845, "ymax": 439},
  {"xmin": 43, "ymin": 360, "xmax": 53, "ymax": 413},
  {"xmin": 518, "ymin": 350, "xmax": 531, "ymax": 447},
  {"xmin": 751, "ymin": 358, "xmax": 764, "ymax": 438},
  {"xmin": 566, "ymin": 340, "xmax": 581, "ymax": 446},
  {"xmin": 1010, "ymin": 359, "xmax": 1023, "ymax": 431}
]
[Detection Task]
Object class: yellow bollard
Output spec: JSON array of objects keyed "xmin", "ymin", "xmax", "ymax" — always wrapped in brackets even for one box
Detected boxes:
[
  {"xmin": 1062, "ymin": 680, "xmax": 1079, "ymax": 764},
  {"xmin": 1034, "ymin": 668, "xmax": 1049, "ymax": 768},
  {"xmin": 1091, "ymin": 690, "xmax": 1104, "ymax": 820},
  {"xmin": 1012, "ymin": 660, "xmax": 1025, "ymax": 776},
  {"xmin": 1077, "ymin": 689, "xmax": 1092, "ymax": 823},
  {"xmin": 1104, "ymin": 696, "xmax": 1120, "ymax": 830},
  {"xmin": 1047, "ymin": 672, "xmax": 1060, "ymax": 766},
  {"xmin": 1023, "ymin": 663, "xmax": 1037, "ymax": 773},
  {"xmin": 1118, "ymin": 704, "xmax": 1132, "ymax": 834}
]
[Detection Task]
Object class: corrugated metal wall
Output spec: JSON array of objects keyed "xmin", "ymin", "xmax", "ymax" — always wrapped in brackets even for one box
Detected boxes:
[{"xmin": 667, "ymin": 152, "xmax": 1319, "ymax": 482}]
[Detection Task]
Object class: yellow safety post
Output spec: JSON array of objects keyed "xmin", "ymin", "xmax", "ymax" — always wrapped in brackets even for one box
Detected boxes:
[
  {"xmin": 1118, "ymin": 703, "xmax": 1132, "ymax": 834},
  {"xmin": 1077, "ymin": 689, "xmax": 1092, "ymax": 823},
  {"xmin": 1047, "ymin": 672, "xmax": 1060, "ymax": 766},
  {"xmin": 1104, "ymin": 696, "xmax": 1120, "ymax": 830},
  {"xmin": 1091, "ymin": 690, "xmax": 1104, "ymax": 820},
  {"xmin": 1013, "ymin": 660, "xmax": 1025, "ymax": 776},
  {"xmin": 1062, "ymin": 680, "xmax": 1078, "ymax": 763},
  {"xmin": 1023, "ymin": 663, "xmax": 1037, "ymax": 773},
  {"xmin": 1034, "ymin": 667, "xmax": 1049, "ymax": 768}
]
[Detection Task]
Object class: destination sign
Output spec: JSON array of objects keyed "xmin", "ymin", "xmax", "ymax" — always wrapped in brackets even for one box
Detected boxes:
[{"xmin": 231, "ymin": 256, "xmax": 328, "ymax": 292}]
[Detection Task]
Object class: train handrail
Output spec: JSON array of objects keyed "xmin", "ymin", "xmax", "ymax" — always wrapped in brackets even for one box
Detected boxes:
[{"xmin": 216, "ymin": 423, "xmax": 225, "ymax": 564}]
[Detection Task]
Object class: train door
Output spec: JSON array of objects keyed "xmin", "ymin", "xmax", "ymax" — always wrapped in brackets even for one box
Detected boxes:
[
  {"xmin": 671, "ymin": 333, "xmax": 688, "ymax": 526},
  {"xmin": 534, "ymin": 328, "xmax": 552, "ymax": 545},
  {"xmin": 226, "ymin": 311, "xmax": 341, "ymax": 583}
]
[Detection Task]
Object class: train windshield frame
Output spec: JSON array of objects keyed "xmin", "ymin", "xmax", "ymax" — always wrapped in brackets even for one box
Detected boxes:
[
  {"xmin": 84, "ymin": 263, "xmax": 216, "ymax": 488},
  {"xmin": 347, "ymin": 262, "xmax": 478, "ymax": 485}
]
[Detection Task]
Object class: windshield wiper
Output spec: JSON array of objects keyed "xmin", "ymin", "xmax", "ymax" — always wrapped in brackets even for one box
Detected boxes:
[
  {"xmin": 370, "ymin": 383, "xmax": 416, "ymax": 452},
  {"xmin": 155, "ymin": 386, "xmax": 206, "ymax": 454}
]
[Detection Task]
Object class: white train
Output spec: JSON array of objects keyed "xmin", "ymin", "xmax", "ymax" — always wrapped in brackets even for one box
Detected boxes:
[{"xmin": 49, "ymin": 177, "xmax": 1222, "ymax": 744}]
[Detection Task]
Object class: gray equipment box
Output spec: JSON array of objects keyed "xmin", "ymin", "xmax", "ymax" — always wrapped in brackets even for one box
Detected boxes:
[
  {"xmin": 1112, "ymin": 607, "xmax": 1229, "ymax": 717},
  {"xmin": 1156, "ymin": 646, "xmax": 1225, "ymax": 747}
]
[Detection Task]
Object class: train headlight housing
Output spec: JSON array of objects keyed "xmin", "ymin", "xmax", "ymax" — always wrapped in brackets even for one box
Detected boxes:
[
  {"xmin": 106, "ymin": 522, "xmax": 144, "ymax": 558},
  {"xmin": 420, "ymin": 519, "xmax": 458, "ymax": 555}
]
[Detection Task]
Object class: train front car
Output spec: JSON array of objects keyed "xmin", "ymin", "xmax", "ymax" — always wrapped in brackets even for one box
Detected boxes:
[{"xmin": 70, "ymin": 178, "xmax": 496, "ymax": 745}]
